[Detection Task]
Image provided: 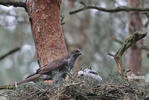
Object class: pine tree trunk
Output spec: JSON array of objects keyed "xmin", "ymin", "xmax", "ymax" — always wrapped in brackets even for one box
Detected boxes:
[
  {"xmin": 26, "ymin": 0, "xmax": 68, "ymax": 67},
  {"xmin": 126, "ymin": 0, "xmax": 143, "ymax": 75}
]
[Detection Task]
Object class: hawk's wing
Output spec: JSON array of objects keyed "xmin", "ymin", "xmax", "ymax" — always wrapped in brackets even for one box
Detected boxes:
[{"xmin": 36, "ymin": 55, "xmax": 69, "ymax": 74}]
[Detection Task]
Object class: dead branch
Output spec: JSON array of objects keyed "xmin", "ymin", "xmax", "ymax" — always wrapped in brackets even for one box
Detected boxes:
[
  {"xmin": 112, "ymin": 37, "xmax": 149, "ymax": 51},
  {"xmin": 0, "ymin": 47, "xmax": 21, "ymax": 61},
  {"xmin": 70, "ymin": 5, "xmax": 149, "ymax": 15},
  {"xmin": 109, "ymin": 32, "xmax": 147, "ymax": 78},
  {"xmin": 0, "ymin": 0, "xmax": 26, "ymax": 8}
]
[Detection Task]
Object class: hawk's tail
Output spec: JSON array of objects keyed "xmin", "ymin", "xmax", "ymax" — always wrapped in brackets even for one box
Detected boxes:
[
  {"xmin": 25, "ymin": 73, "xmax": 37, "ymax": 79},
  {"xmin": 16, "ymin": 74, "xmax": 40, "ymax": 85}
]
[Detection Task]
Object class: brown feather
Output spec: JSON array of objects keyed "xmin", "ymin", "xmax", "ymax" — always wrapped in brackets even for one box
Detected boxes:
[
  {"xmin": 16, "ymin": 74, "xmax": 40, "ymax": 85},
  {"xmin": 13, "ymin": 49, "xmax": 81, "ymax": 85},
  {"xmin": 36, "ymin": 55, "xmax": 69, "ymax": 74}
]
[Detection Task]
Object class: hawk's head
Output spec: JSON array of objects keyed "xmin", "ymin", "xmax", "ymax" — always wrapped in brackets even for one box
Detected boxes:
[{"xmin": 69, "ymin": 49, "xmax": 82, "ymax": 58}]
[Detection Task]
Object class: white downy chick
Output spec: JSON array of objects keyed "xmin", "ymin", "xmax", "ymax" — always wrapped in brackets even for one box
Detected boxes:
[{"xmin": 78, "ymin": 68, "xmax": 102, "ymax": 81}]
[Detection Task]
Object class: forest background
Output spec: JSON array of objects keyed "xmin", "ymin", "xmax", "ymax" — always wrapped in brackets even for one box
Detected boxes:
[{"xmin": 0, "ymin": 0, "xmax": 149, "ymax": 85}]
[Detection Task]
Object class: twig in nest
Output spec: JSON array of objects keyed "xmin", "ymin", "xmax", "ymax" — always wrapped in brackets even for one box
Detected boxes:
[{"xmin": 0, "ymin": 85, "xmax": 16, "ymax": 90}]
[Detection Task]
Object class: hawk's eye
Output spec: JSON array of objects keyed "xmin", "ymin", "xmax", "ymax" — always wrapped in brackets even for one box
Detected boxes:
[
  {"xmin": 75, "ymin": 49, "xmax": 80, "ymax": 53},
  {"xmin": 70, "ymin": 49, "xmax": 81, "ymax": 55}
]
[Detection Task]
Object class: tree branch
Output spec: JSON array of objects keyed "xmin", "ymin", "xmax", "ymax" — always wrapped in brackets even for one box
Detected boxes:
[
  {"xmin": 0, "ymin": 47, "xmax": 21, "ymax": 60},
  {"xmin": 112, "ymin": 37, "xmax": 149, "ymax": 51},
  {"xmin": 0, "ymin": 1, "xmax": 26, "ymax": 8},
  {"xmin": 109, "ymin": 32, "xmax": 147, "ymax": 79},
  {"xmin": 70, "ymin": 6, "xmax": 149, "ymax": 14}
]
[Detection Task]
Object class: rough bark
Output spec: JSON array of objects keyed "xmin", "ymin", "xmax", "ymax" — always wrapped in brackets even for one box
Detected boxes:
[
  {"xmin": 127, "ymin": 0, "xmax": 143, "ymax": 75},
  {"xmin": 26, "ymin": 0, "xmax": 68, "ymax": 67}
]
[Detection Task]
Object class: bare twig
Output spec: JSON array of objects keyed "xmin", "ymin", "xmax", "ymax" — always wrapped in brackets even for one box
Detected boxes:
[
  {"xmin": 70, "ymin": 6, "xmax": 149, "ymax": 15},
  {"xmin": 0, "ymin": 85, "xmax": 15, "ymax": 90},
  {"xmin": 112, "ymin": 36, "xmax": 123, "ymax": 44},
  {"xmin": 0, "ymin": 1, "xmax": 26, "ymax": 8},
  {"xmin": 0, "ymin": 47, "xmax": 21, "ymax": 60},
  {"xmin": 139, "ymin": 45, "xmax": 149, "ymax": 51},
  {"xmin": 107, "ymin": 53, "xmax": 115, "ymax": 57}
]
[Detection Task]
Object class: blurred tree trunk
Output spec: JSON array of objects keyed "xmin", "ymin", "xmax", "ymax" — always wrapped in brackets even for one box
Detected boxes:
[
  {"xmin": 126, "ymin": 0, "xmax": 143, "ymax": 75},
  {"xmin": 68, "ymin": 0, "xmax": 75, "ymax": 7},
  {"xmin": 67, "ymin": 0, "xmax": 90, "ymax": 72},
  {"xmin": 75, "ymin": 12, "xmax": 90, "ymax": 72},
  {"xmin": 26, "ymin": 0, "xmax": 68, "ymax": 67}
]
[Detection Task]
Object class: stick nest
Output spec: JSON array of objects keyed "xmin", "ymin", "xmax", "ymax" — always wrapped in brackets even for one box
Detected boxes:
[{"xmin": 1, "ymin": 75, "xmax": 149, "ymax": 100}]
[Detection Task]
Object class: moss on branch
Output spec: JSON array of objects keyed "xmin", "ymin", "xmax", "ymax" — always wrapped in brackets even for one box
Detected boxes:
[{"xmin": 113, "ymin": 32, "xmax": 147, "ymax": 78}]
